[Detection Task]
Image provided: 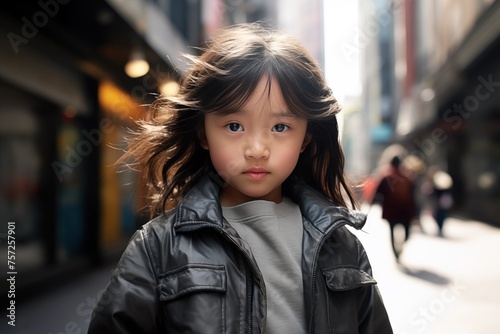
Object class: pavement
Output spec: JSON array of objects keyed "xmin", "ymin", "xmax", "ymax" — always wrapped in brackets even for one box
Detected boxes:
[
  {"xmin": 352, "ymin": 204, "xmax": 500, "ymax": 334},
  {"xmin": 1, "ymin": 262, "xmax": 116, "ymax": 334},
  {"xmin": 1, "ymin": 204, "xmax": 500, "ymax": 334}
]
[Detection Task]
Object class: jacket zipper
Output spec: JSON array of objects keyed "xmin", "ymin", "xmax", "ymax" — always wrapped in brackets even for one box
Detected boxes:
[
  {"xmin": 217, "ymin": 226, "xmax": 260, "ymax": 334},
  {"xmin": 307, "ymin": 221, "xmax": 345, "ymax": 333},
  {"xmin": 180, "ymin": 223, "xmax": 261, "ymax": 333},
  {"xmin": 217, "ymin": 226, "xmax": 259, "ymax": 334},
  {"xmin": 246, "ymin": 269, "xmax": 253, "ymax": 334}
]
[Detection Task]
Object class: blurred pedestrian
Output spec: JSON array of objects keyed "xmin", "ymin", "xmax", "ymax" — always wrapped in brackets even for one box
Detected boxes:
[
  {"xmin": 422, "ymin": 166, "xmax": 454, "ymax": 237},
  {"xmin": 373, "ymin": 155, "xmax": 417, "ymax": 261},
  {"xmin": 402, "ymin": 154, "xmax": 427, "ymax": 233},
  {"xmin": 88, "ymin": 23, "xmax": 393, "ymax": 333}
]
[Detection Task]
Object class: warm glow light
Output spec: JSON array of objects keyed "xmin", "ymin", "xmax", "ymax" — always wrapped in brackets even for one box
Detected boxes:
[
  {"xmin": 99, "ymin": 81, "xmax": 143, "ymax": 120},
  {"xmin": 124, "ymin": 49, "xmax": 150, "ymax": 78},
  {"xmin": 159, "ymin": 80, "xmax": 180, "ymax": 96}
]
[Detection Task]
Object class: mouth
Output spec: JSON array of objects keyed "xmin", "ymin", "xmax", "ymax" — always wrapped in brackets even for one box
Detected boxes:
[{"xmin": 243, "ymin": 167, "xmax": 270, "ymax": 180}]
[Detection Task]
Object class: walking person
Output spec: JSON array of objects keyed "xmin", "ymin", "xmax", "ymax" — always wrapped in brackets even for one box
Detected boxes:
[
  {"xmin": 373, "ymin": 155, "xmax": 417, "ymax": 261},
  {"xmin": 422, "ymin": 166, "xmax": 454, "ymax": 237},
  {"xmin": 88, "ymin": 23, "xmax": 393, "ymax": 333}
]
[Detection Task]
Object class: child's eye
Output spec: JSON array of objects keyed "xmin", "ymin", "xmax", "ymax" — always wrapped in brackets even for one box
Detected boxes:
[
  {"xmin": 225, "ymin": 122, "xmax": 243, "ymax": 132},
  {"xmin": 272, "ymin": 124, "xmax": 289, "ymax": 132}
]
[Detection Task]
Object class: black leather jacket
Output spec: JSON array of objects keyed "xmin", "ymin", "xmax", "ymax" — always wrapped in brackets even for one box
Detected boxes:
[{"xmin": 88, "ymin": 176, "xmax": 393, "ymax": 333}]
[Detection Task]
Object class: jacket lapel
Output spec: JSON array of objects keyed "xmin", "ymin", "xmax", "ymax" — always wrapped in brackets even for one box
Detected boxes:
[
  {"xmin": 174, "ymin": 175, "xmax": 224, "ymax": 231},
  {"xmin": 284, "ymin": 177, "xmax": 367, "ymax": 234}
]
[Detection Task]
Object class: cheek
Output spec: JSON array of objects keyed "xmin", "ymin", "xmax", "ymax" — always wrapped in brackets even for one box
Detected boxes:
[
  {"xmin": 208, "ymin": 147, "xmax": 240, "ymax": 177},
  {"xmin": 273, "ymin": 143, "xmax": 302, "ymax": 169}
]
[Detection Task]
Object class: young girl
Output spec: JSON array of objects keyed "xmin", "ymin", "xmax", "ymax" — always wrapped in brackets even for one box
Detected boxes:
[{"xmin": 89, "ymin": 23, "xmax": 393, "ymax": 333}]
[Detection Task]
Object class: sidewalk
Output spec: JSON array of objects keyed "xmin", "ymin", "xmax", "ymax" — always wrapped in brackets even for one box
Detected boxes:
[
  {"xmin": 353, "ymin": 204, "xmax": 500, "ymax": 334},
  {"xmin": 1, "ymin": 263, "xmax": 116, "ymax": 334}
]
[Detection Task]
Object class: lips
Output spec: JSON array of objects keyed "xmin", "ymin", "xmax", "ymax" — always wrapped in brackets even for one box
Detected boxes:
[{"xmin": 243, "ymin": 167, "xmax": 270, "ymax": 180}]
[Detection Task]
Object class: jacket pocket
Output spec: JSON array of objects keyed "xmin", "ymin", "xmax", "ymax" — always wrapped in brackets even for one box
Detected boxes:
[
  {"xmin": 159, "ymin": 264, "xmax": 227, "ymax": 333},
  {"xmin": 322, "ymin": 266, "xmax": 376, "ymax": 291},
  {"xmin": 321, "ymin": 267, "xmax": 378, "ymax": 333}
]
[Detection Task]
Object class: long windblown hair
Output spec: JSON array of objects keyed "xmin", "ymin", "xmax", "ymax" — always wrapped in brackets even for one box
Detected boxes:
[{"xmin": 124, "ymin": 23, "xmax": 358, "ymax": 217}]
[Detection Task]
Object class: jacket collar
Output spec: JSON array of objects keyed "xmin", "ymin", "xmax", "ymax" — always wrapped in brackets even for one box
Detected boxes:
[
  {"xmin": 174, "ymin": 175, "xmax": 224, "ymax": 231},
  {"xmin": 283, "ymin": 176, "xmax": 367, "ymax": 234},
  {"xmin": 174, "ymin": 175, "xmax": 366, "ymax": 233}
]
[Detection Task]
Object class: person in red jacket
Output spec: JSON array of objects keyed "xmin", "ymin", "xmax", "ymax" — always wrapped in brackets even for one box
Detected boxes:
[{"xmin": 373, "ymin": 155, "xmax": 417, "ymax": 261}]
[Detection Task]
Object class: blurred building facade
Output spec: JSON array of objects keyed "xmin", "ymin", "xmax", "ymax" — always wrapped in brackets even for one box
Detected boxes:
[
  {"xmin": 0, "ymin": 0, "xmax": 324, "ymax": 299},
  {"xmin": 353, "ymin": 0, "xmax": 397, "ymax": 176},
  {"xmin": 358, "ymin": 0, "xmax": 500, "ymax": 226},
  {"xmin": 0, "ymin": 0, "xmax": 202, "ymax": 300},
  {"xmin": 274, "ymin": 0, "xmax": 324, "ymax": 69}
]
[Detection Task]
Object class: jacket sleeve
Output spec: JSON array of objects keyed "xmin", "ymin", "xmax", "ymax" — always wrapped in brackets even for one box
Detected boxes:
[
  {"xmin": 355, "ymin": 238, "xmax": 393, "ymax": 334},
  {"xmin": 88, "ymin": 228, "xmax": 163, "ymax": 334}
]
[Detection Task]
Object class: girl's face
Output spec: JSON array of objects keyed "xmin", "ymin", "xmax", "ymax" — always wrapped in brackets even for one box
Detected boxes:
[{"xmin": 201, "ymin": 76, "xmax": 310, "ymax": 206}]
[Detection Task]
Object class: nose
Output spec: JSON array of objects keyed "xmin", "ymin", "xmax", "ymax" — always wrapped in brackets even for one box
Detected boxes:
[{"xmin": 244, "ymin": 133, "xmax": 270, "ymax": 160}]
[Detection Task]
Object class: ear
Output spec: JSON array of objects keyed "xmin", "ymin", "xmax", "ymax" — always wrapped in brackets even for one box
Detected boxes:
[
  {"xmin": 197, "ymin": 126, "xmax": 209, "ymax": 150},
  {"xmin": 301, "ymin": 133, "xmax": 311, "ymax": 152}
]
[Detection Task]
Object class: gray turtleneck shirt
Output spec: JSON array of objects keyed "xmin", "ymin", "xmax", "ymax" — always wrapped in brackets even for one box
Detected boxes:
[{"xmin": 222, "ymin": 197, "xmax": 306, "ymax": 333}]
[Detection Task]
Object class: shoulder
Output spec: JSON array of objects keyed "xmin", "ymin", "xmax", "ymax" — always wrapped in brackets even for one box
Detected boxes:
[
  {"xmin": 120, "ymin": 209, "xmax": 184, "ymax": 277},
  {"xmin": 138, "ymin": 209, "xmax": 177, "ymax": 247},
  {"xmin": 121, "ymin": 210, "xmax": 177, "ymax": 264},
  {"xmin": 318, "ymin": 225, "xmax": 370, "ymax": 270},
  {"xmin": 142, "ymin": 209, "xmax": 176, "ymax": 232},
  {"xmin": 331, "ymin": 225, "xmax": 364, "ymax": 255}
]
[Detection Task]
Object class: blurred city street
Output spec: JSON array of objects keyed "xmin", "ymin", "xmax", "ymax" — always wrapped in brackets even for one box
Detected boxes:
[{"xmin": 1, "ymin": 205, "xmax": 500, "ymax": 334}]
